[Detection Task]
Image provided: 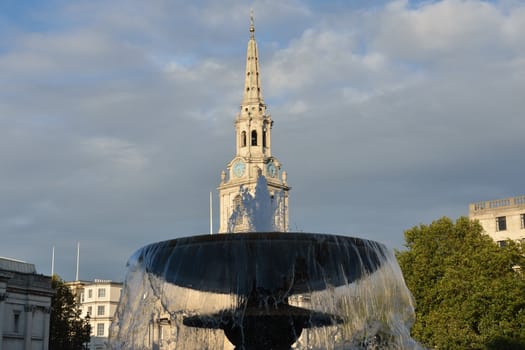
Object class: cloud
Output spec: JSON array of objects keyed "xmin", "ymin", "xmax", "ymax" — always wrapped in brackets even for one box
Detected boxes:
[
  {"xmin": 1, "ymin": 0, "xmax": 524, "ymax": 281},
  {"xmin": 372, "ymin": 0, "xmax": 524, "ymax": 64},
  {"xmin": 81, "ymin": 137, "xmax": 148, "ymax": 171}
]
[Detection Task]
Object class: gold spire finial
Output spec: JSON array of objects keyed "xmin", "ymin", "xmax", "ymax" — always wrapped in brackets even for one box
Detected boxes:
[{"xmin": 249, "ymin": 9, "xmax": 255, "ymax": 38}]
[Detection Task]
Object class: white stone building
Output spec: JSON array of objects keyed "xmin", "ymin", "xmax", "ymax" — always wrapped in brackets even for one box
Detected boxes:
[
  {"xmin": 67, "ymin": 279, "xmax": 122, "ymax": 350},
  {"xmin": 217, "ymin": 13, "xmax": 290, "ymax": 233},
  {"xmin": 469, "ymin": 195, "xmax": 525, "ymax": 246},
  {"xmin": 0, "ymin": 257, "xmax": 54, "ymax": 350}
]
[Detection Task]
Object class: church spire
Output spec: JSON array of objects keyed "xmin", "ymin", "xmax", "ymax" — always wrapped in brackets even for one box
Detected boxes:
[
  {"xmin": 242, "ymin": 10, "xmax": 264, "ymax": 105},
  {"xmin": 218, "ymin": 12, "xmax": 290, "ymax": 233}
]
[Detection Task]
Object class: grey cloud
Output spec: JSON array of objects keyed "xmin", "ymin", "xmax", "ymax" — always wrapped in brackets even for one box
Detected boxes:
[{"xmin": 1, "ymin": 0, "xmax": 524, "ymax": 281}]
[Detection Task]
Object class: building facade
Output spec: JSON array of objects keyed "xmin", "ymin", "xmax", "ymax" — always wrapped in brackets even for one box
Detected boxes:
[
  {"xmin": 217, "ymin": 14, "xmax": 290, "ymax": 233},
  {"xmin": 469, "ymin": 195, "xmax": 525, "ymax": 246},
  {"xmin": 67, "ymin": 279, "xmax": 122, "ymax": 350},
  {"xmin": 0, "ymin": 257, "xmax": 54, "ymax": 350}
]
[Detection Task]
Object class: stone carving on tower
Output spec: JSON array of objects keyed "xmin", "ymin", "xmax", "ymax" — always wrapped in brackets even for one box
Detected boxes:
[{"xmin": 218, "ymin": 14, "xmax": 290, "ymax": 233}]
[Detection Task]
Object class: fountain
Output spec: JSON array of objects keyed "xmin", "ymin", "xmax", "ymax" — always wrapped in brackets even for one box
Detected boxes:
[{"xmin": 108, "ymin": 175, "xmax": 422, "ymax": 350}]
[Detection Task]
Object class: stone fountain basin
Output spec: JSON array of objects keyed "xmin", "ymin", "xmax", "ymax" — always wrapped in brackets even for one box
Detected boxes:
[{"xmin": 136, "ymin": 232, "xmax": 387, "ymax": 296}]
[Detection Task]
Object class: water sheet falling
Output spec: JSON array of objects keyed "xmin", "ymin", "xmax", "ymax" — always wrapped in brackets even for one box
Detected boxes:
[
  {"xmin": 109, "ymin": 233, "xmax": 423, "ymax": 350},
  {"xmin": 228, "ymin": 174, "xmax": 285, "ymax": 232}
]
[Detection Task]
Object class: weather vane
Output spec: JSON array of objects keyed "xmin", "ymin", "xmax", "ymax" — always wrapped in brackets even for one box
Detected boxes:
[{"xmin": 250, "ymin": 9, "xmax": 255, "ymax": 37}]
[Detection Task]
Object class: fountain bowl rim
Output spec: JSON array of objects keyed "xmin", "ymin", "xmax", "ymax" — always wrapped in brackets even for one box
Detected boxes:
[{"xmin": 138, "ymin": 231, "xmax": 387, "ymax": 250}]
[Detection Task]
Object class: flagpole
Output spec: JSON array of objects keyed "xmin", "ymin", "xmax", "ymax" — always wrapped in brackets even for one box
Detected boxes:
[
  {"xmin": 210, "ymin": 191, "xmax": 213, "ymax": 235},
  {"xmin": 51, "ymin": 246, "xmax": 55, "ymax": 276},
  {"xmin": 75, "ymin": 242, "xmax": 80, "ymax": 281}
]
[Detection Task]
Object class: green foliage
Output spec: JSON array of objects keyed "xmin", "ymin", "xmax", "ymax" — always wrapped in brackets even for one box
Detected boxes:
[
  {"xmin": 397, "ymin": 217, "xmax": 525, "ymax": 349},
  {"xmin": 50, "ymin": 275, "xmax": 91, "ymax": 350}
]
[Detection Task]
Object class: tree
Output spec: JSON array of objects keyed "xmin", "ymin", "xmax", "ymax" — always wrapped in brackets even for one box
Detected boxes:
[
  {"xmin": 397, "ymin": 216, "xmax": 525, "ymax": 349},
  {"xmin": 50, "ymin": 275, "xmax": 91, "ymax": 350}
]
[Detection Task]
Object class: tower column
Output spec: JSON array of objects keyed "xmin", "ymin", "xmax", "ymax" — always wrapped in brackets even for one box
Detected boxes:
[
  {"xmin": 24, "ymin": 305, "xmax": 34, "ymax": 350},
  {"xmin": 43, "ymin": 307, "xmax": 51, "ymax": 350},
  {"xmin": 0, "ymin": 293, "xmax": 6, "ymax": 350}
]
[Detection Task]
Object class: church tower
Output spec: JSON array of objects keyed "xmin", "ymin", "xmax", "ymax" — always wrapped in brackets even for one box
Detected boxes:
[{"xmin": 218, "ymin": 14, "xmax": 290, "ymax": 233}]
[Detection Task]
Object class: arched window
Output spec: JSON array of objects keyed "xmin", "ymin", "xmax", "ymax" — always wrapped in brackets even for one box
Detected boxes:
[
  {"xmin": 241, "ymin": 131, "xmax": 247, "ymax": 147},
  {"xmin": 251, "ymin": 130, "xmax": 257, "ymax": 146}
]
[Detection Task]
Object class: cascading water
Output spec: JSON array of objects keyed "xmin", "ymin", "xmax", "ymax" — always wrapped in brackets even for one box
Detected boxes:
[
  {"xmin": 228, "ymin": 174, "xmax": 285, "ymax": 232},
  {"xmin": 109, "ymin": 176, "xmax": 423, "ymax": 350}
]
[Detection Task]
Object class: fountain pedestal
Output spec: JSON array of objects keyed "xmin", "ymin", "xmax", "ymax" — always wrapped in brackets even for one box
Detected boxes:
[{"xmin": 183, "ymin": 285, "xmax": 342, "ymax": 350}]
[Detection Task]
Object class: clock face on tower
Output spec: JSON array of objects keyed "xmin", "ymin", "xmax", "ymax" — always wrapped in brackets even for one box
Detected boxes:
[
  {"xmin": 232, "ymin": 160, "xmax": 246, "ymax": 177},
  {"xmin": 267, "ymin": 161, "xmax": 277, "ymax": 178}
]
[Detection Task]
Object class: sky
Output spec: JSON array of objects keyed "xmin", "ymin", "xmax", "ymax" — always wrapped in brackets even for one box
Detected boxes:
[{"xmin": 1, "ymin": 0, "xmax": 524, "ymax": 282}]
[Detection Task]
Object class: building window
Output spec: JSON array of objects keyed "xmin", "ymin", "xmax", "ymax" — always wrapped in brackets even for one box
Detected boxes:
[
  {"xmin": 241, "ymin": 131, "xmax": 247, "ymax": 147},
  {"xmin": 251, "ymin": 130, "xmax": 257, "ymax": 146},
  {"xmin": 262, "ymin": 128, "xmax": 267, "ymax": 148},
  {"xmin": 98, "ymin": 288, "xmax": 106, "ymax": 298},
  {"xmin": 97, "ymin": 323, "xmax": 104, "ymax": 336},
  {"xmin": 97, "ymin": 305, "xmax": 105, "ymax": 316},
  {"xmin": 496, "ymin": 216, "xmax": 507, "ymax": 231},
  {"xmin": 521, "ymin": 214, "xmax": 525, "ymax": 229},
  {"xmin": 497, "ymin": 240, "xmax": 507, "ymax": 248},
  {"xmin": 87, "ymin": 306, "xmax": 92, "ymax": 315},
  {"xmin": 88, "ymin": 289, "xmax": 92, "ymax": 298},
  {"xmin": 13, "ymin": 312, "xmax": 20, "ymax": 333}
]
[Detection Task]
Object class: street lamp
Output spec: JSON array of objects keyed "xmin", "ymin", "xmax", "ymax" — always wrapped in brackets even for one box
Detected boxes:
[{"xmin": 84, "ymin": 313, "xmax": 91, "ymax": 350}]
